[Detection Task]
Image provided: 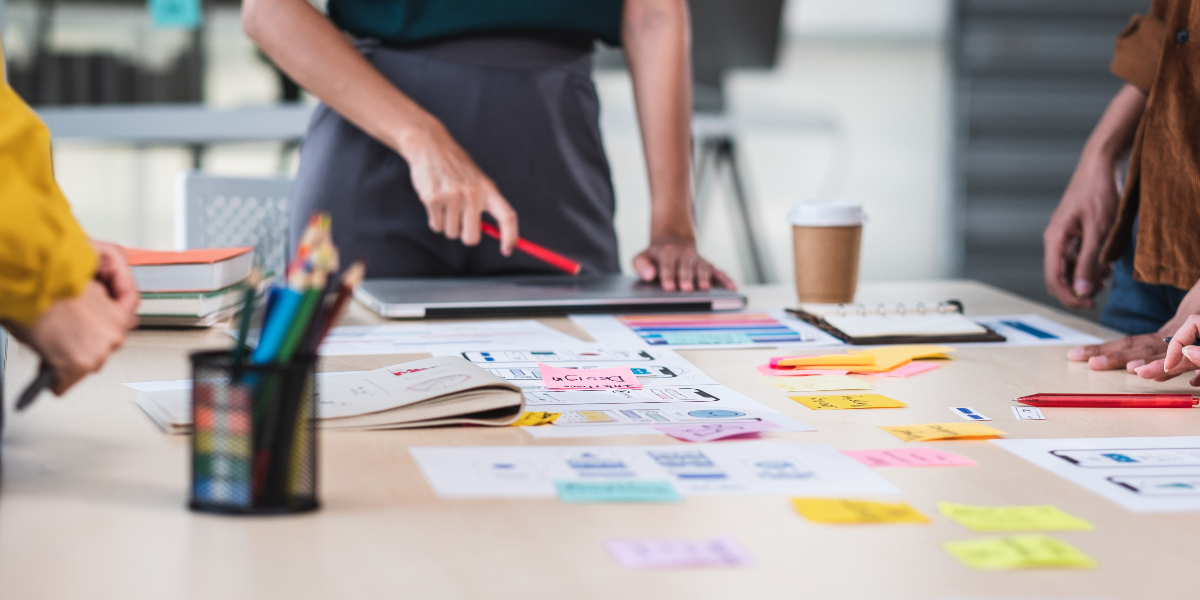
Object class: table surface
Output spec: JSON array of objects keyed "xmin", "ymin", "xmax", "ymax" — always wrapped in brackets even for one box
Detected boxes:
[{"xmin": 3, "ymin": 280, "xmax": 1197, "ymax": 600}]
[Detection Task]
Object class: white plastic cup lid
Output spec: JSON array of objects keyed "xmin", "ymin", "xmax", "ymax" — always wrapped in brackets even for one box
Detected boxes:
[{"xmin": 787, "ymin": 202, "xmax": 866, "ymax": 227}]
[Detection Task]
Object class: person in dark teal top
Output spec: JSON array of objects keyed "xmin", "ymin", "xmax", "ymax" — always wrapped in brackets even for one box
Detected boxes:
[
  {"xmin": 244, "ymin": 0, "xmax": 735, "ymax": 292},
  {"xmin": 328, "ymin": 0, "xmax": 624, "ymax": 46}
]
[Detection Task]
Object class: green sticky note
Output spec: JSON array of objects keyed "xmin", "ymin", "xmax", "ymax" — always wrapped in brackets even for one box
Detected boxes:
[
  {"xmin": 659, "ymin": 332, "xmax": 754, "ymax": 345},
  {"xmin": 943, "ymin": 535, "xmax": 1097, "ymax": 570},
  {"xmin": 555, "ymin": 480, "xmax": 681, "ymax": 503},
  {"xmin": 937, "ymin": 502, "xmax": 1094, "ymax": 532},
  {"xmin": 148, "ymin": 0, "xmax": 202, "ymax": 29}
]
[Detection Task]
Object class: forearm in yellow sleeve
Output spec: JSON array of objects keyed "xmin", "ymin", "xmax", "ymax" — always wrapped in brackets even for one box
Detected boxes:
[{"xmin": 0, "ymin": 70, "xmax": 98, "ymax": 326}]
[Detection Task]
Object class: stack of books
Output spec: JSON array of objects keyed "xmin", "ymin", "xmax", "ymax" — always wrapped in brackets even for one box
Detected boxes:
[{"xmin": 128, "ymin": 247, "xmax": 255, "ymax": 327}]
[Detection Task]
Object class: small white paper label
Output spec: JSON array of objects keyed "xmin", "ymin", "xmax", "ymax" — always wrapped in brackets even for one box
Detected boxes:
[
  {"xmin": 1012, "ymin": 405, "xmax": 1046, "ymax": 420},
  {"xmin": 949, "ymin": 407, "xmax": 991, "ymax": 421}
]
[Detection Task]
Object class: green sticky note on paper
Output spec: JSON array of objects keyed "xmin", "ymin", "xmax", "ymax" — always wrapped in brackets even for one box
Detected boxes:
[
  {"xmin": 148, "ymin": 0, "xmax": 201, "ymax": 29},
  {"xmin": 555, "ymin": 480, "xmax": 681, "ymax": 503},
  {"xmin": 937, "ymin": 502, "xmax": 1094, "ymax": 532},
  {"xmin": 659, "ymin": 332, "xmax": 754, "ymax": 345},
  {"xmin": 943, "ymin": 535, "xmax": 1097, "ymax": 570}
]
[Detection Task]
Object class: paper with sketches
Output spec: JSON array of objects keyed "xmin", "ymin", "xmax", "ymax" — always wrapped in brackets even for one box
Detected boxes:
[
  {"xmin": 993, "ymin": 436, "xmax": 1200, "ymax": 512},
  {"xmin": 570, "ymin": 311, "xmax": 845, "ymax": 349},
  {"xmin": 880, "ymin": 422, "xmax": 1005, "ymax": 442},
  {"xmin": 937, "ymin": 502, "xmax": 1093, "ymax": 532},
  {"xmin": 791, "ymin": 498, "xmax": 929, "ymax": 524},
  {"xmin": 556, "ymin": 480, "xmax": 681, "ymax": 503},
  {"xmin": 653, "ymin": 421, "xmax": 779, "ymax": 442},
  {"xmin": 603, "ymin": 535, "xmax": 754, "ymax": 569},
  {"xmin": 409, "ymin": 442, "xmax": 901, "ymax": 498},
  {"xmin": 431, "ymin": 347, "xmax": 813, "ymax": 438},
  {"xmin": 842, "ymin": 447, "xmax": 976, "ymax": 468},
  {"xmin": 967, "ymin": 314, "xmax": 1103, "ymax": 347},
  {"xmin": 791, "ymin": 394, "xmax": 906, "ymax": 410},
  {"xmin": 539, "ymin": 363, "xmax": 641, "ymax": 390},
  {"xmin": 761, "ymin": 376, "xmax": 873, "ymax": 392},
  {"xmin": 943, "ymin": 535, "xmax": 1097, "ymax": 570}
]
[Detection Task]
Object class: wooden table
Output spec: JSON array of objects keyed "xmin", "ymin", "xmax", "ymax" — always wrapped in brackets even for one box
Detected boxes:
[{"xmin": 3, "ymin": 280, "xmax": 1197, "ymax": 600}]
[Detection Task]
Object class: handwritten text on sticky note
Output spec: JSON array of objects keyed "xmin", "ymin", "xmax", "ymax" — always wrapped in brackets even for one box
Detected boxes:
[
  {"xmin": 539, "ymin": 363, "xmax": 641, "ymax": 390},
  {"xmin": 603, "ymin": 534, "xmax": 754, "ymax": 569},
  {"xmin": 555, "ymin": 480, "xmax": 680, "ymax": 503},
  {"xmin": 879, "ymin": 422, "xmax": 1005, "ymax": 442},
  {"xmin": 937, "ymin": 502, "xmax": 1094, "ymax": 532},
  {"xmin": 791, "ymin": 394, "xmax": 907, "ymax": 410},
  {"xmin": 942, "ymin": 535, "xmax": 1097, "ymax": 570},
  {"xmin": 842, "ymin": 447, "xmax": 976, "ymax": 468},
  {"xmin": 792, "ymin": 498, "xmax": 930, "ymax": 524},
  {"xmin": 654, "ymin": 421, "xmax": 778, "ymax": 443}
]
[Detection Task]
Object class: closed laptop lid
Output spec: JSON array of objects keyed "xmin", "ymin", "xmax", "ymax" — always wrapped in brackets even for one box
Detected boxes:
[{"xmin": 355, "ymin": 275, "xmax": 747, "ymax": 318}]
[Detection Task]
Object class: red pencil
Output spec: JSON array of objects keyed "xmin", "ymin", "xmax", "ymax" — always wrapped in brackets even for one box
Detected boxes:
[
  {"xmin": 1018, "ymin": 393, "xmax": 1198, "ymax": 408},
  {"xmin": 480, "ymin": 222, "xmax": 581, "ymax": 275}
]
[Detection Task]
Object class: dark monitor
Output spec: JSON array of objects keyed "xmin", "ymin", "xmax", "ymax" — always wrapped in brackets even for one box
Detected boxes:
[{"xmin": 690, "ymin": 0, "xmax": 786, "ymax": 112}]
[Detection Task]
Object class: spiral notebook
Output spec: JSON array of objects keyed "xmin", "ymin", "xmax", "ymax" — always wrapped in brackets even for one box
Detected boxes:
[{"xmin": 786, "ymin": 301, "xmax": 1006, "ymax": 345}]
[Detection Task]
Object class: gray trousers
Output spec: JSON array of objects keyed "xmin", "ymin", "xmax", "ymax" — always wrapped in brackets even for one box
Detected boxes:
[{"xmin": 290, "ymin": 36, "xmax": 621, "ymax": 277}]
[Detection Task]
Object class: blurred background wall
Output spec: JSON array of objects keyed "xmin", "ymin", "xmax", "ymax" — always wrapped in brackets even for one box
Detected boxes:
[{"xmin": 0, "ymin": 0, "xmax": 1152, "ymax": 319}]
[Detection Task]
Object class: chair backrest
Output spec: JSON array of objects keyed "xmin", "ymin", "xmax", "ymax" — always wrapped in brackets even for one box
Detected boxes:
[{"xmin": 174, "ymin": 172, "xmax": 292, "ymax": 279}]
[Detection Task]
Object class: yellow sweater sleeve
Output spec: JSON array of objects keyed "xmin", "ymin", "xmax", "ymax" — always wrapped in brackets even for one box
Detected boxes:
[{"xmin": 0, "ymin": 66, "xmax": 98, "ymax": 326}]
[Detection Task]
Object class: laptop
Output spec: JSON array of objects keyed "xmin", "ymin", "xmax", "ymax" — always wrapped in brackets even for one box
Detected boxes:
[{"xmin": 355, "ymin": 274, "xmax": 747, "ymax": 318}]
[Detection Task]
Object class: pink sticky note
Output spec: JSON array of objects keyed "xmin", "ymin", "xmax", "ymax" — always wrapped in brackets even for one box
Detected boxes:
[
  {"xmin": 841, "ymin": 447, "xmax": 976, "ymax": 468},
  {"xmin": 875, "ymin": 362, "xmax": 940, "ymax": 378},
  {"xmin": 654, "ymin": 421, "xmax": 779, "ymax": 443},
  {"xmin": 756, "ymin": 364, "xmax": 850, "ymax": 377},
  {"xmin": 538, "ymin": 362, "xmax": 642, "ymax": 390},
  {"xmin": 603, "ymin": 535, "xmax": 755, "ymax": 569}
]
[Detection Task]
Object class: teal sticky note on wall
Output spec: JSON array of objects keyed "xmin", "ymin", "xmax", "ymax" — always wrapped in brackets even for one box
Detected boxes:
[
  {"xmin": 555, "ymin": 480, "xmax": 682, "ymax": 503},
  {"xmin": 149, "ymin": 0, "xmax": 202, "ymax": 29}
]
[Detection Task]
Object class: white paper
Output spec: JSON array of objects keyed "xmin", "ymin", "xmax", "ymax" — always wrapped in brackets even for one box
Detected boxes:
[
  {"xmin": 993, "ymin": 436, "xmax": 1200, "ymax": 512},
  {"xmin": 429, "ymin": 347, "xmax": 814, "ymax": 437},
  {"xmin": 272, "ymin": 320, "xmax": 591, "ymax": 356},
  {"xmin": 968, "ymin": 314, "xmax": 1103, "ymax": 347},
  {"xmin": 570, "ymin": 310, "xmax": 844, "ymax": 350},
  {"xmin": 1012, "ymin": 406, "xmax": 1046, "ymax": 420},
  {"xmin": 410, "ymin": 441, "xmax": 899, "ymax": 498}
]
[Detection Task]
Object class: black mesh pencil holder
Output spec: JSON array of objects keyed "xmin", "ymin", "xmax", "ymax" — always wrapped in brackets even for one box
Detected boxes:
[{"xmin": 189, "ymin": 350, "xmax": 319, "ymax": 515}]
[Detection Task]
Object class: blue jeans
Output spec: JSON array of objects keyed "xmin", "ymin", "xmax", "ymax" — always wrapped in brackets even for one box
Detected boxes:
[{"xmin": 1100, "ymin": 234, "xmax": 1188, "ymax": 334}]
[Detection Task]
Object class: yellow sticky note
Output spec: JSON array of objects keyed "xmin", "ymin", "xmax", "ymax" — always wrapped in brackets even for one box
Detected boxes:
[
  {"xmin": 943, "ymin": 535, "xmax": 1097, "ymax": 570},
  {"xmin": 511, "ymin": 412, "xmax": 561, "ymax": 427},
  {"xmin": 879, "ymin": 422, "xmax": 1005, "ymax": 442},
  {"xmin": 776, "ymin": 354, "xmax": 876, "ymax": 368},
  {"xmin": 937, "ymin": 502, "xmax": 1093, "ymax": 532},
  {"xmin": 848, "ymin": 345, "xmax": 955, "ymax": 373},
  {"xmin": 791, "ymin": 394, "xmax": 907, "ymax": 410},
  {"xmin": 760, "ymin": 375, "xmax": 873, "ymax": 392},
  {"xmin": 792, "ymin": 498, "xmax": 929, "ymax": 524}
]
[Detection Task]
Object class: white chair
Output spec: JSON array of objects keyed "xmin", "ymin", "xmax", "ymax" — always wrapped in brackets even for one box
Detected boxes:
[{"xmin": 174, "ymin": 171, "xmax": 293, "ymax": 278}]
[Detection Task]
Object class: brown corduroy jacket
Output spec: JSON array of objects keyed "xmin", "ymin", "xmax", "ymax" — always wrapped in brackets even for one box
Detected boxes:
[{"xmin": 1102, "ymin": 0, "xmax": 1200, "ymax": 289}]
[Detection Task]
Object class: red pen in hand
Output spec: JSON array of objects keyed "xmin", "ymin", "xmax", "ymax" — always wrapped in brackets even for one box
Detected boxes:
[
  {"xmin": 1018, "ymin": 393, "xmax": 1199, "ymax": 408},
  {"xmin": 480, "ymin": 222, "xmax": 582, "ymax": 275}
]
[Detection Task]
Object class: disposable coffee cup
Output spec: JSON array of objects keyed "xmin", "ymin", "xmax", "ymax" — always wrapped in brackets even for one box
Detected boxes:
[{"xmin": 788, "ymin": 202, "xmax": 865, "ymax": 304}]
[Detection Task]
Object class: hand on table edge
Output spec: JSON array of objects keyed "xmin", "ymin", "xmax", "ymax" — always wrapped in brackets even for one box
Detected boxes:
[{"xmin": 632, "ymin": 235, "xmax": 736, "ymax": 293}]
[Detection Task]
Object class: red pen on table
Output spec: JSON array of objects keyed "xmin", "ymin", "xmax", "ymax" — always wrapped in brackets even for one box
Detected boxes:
[
  {"xmin": 1018, "ymin": 393, "xmax": 1199, "ymax": 408},
  {"xmin": 480, "ymin": 222, "xmax": 582, "ymax": 275}
]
